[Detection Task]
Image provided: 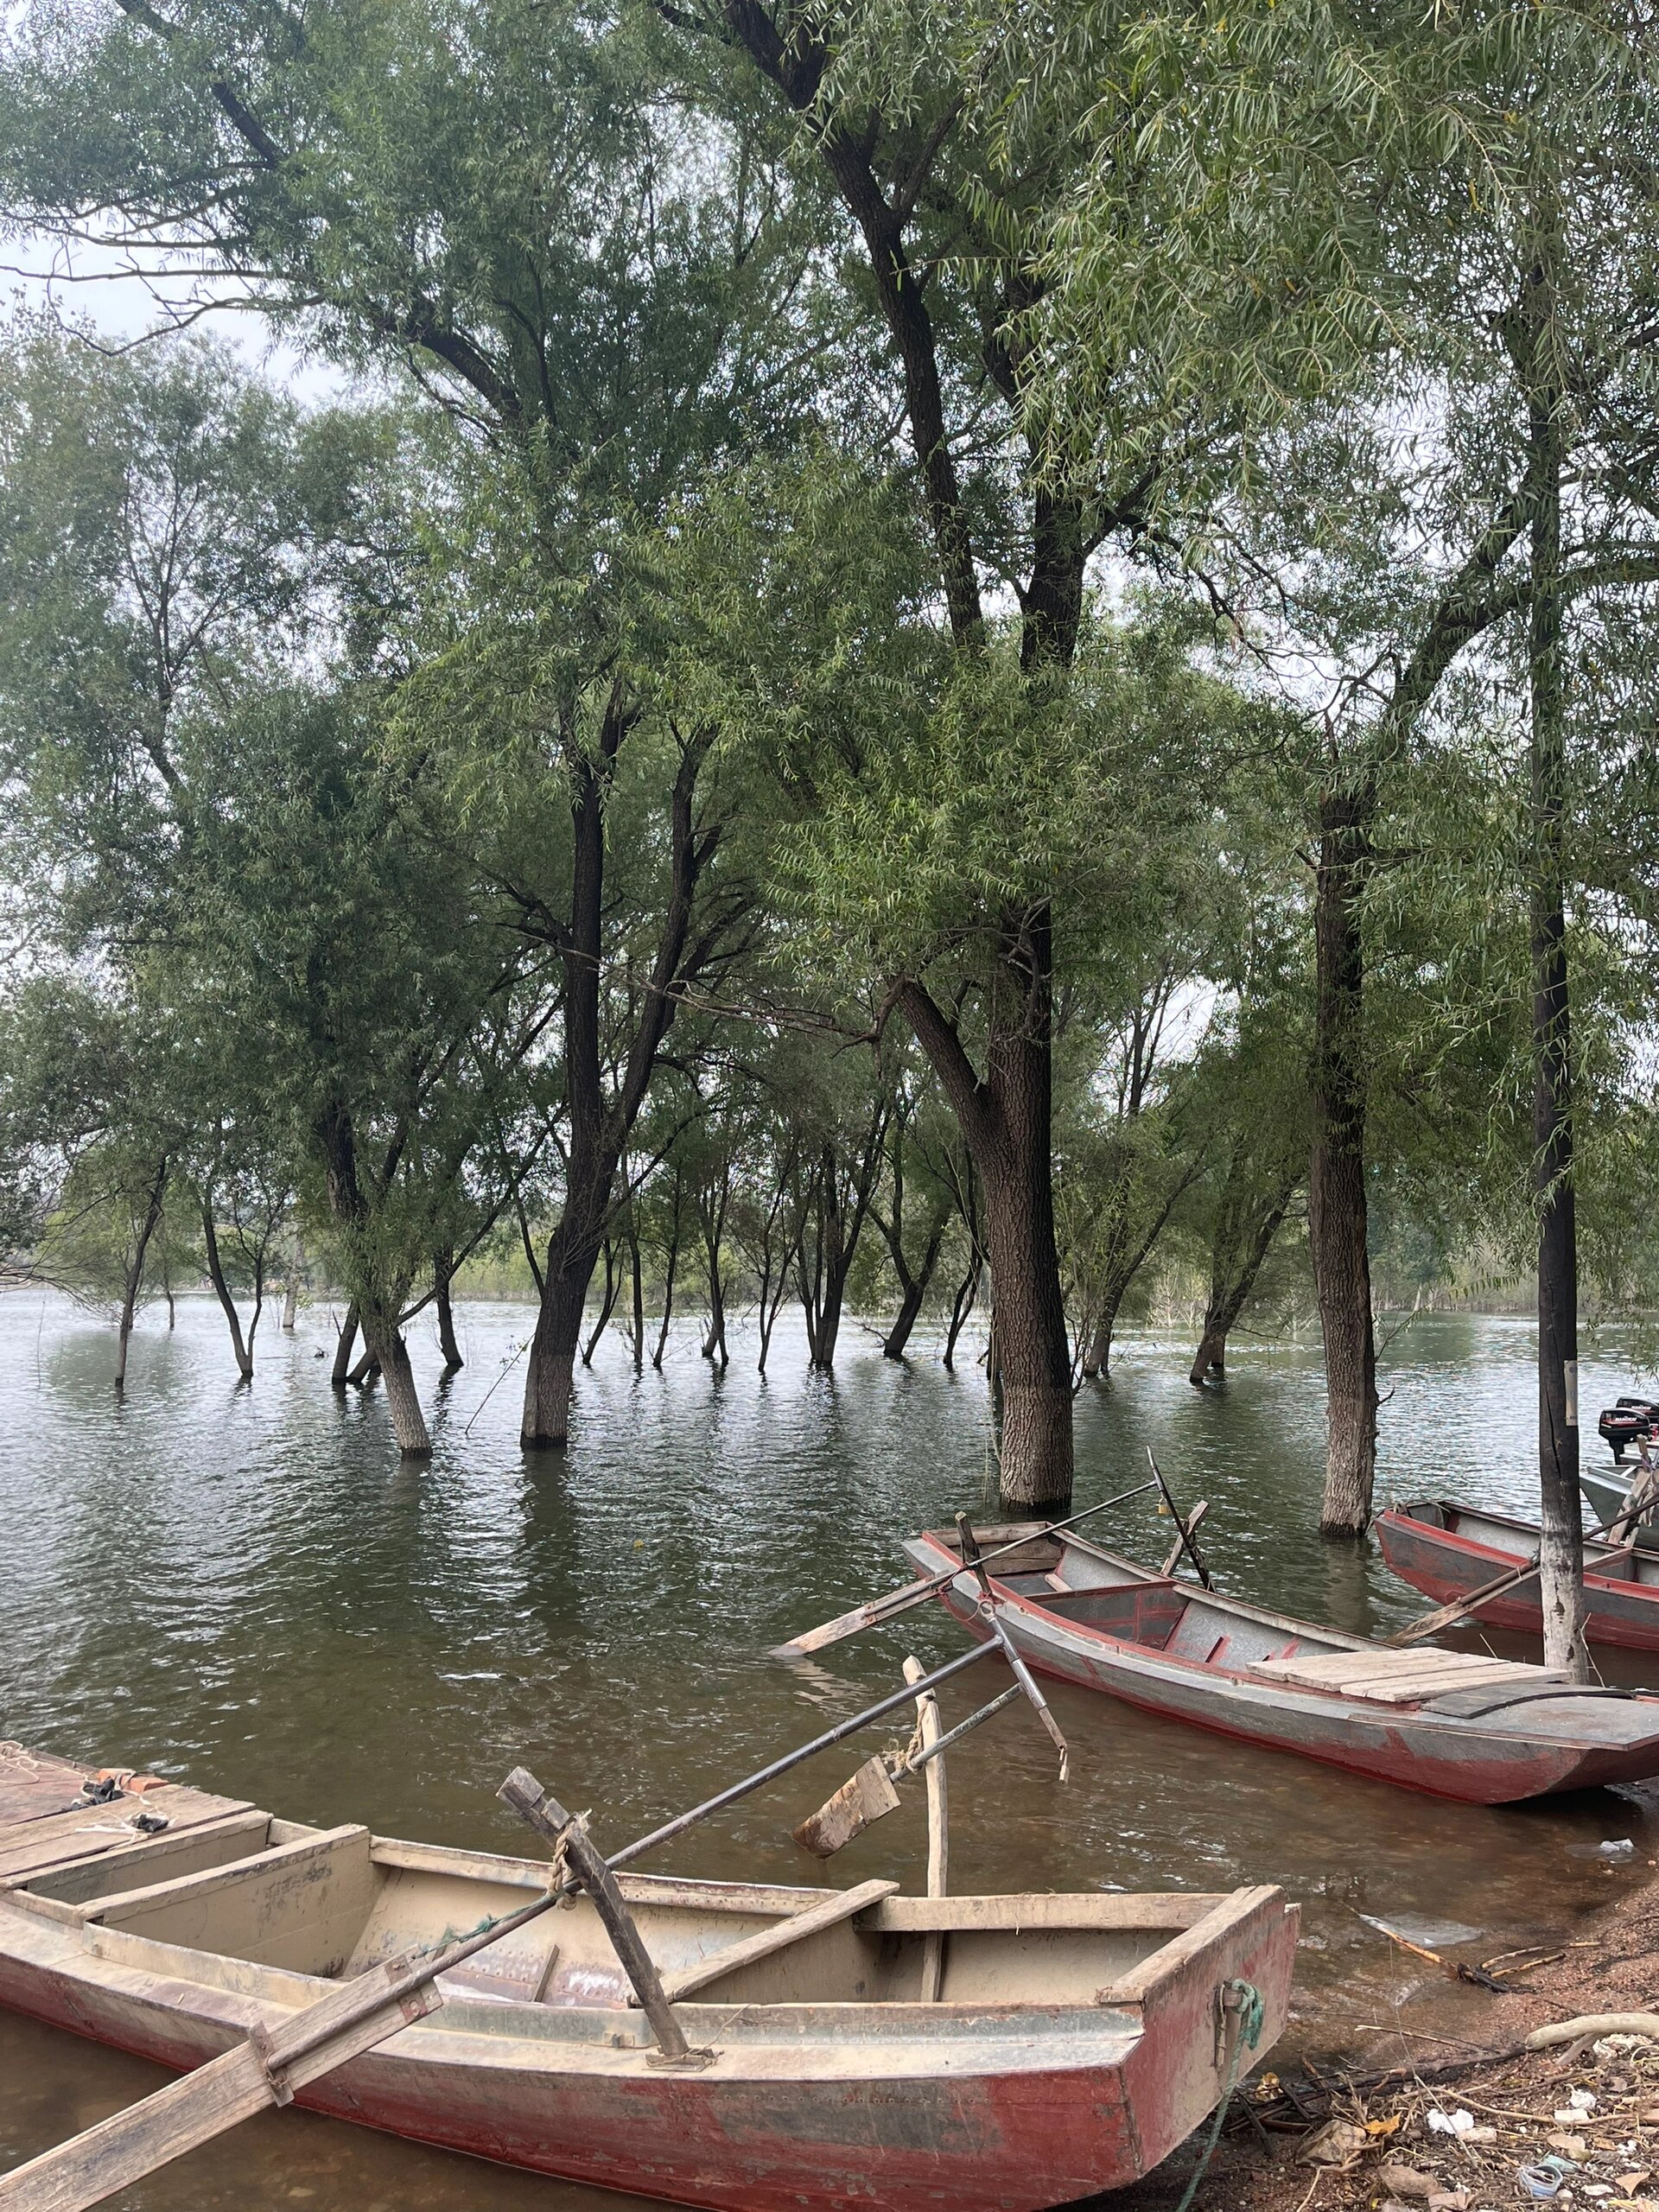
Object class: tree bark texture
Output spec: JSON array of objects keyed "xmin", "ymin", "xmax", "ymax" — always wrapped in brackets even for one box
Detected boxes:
[
  {"xmin": 363, "ymin": 1315, "xmax": 431, "ymax": 1459},
  {"xmin": 902, "ymin": 923, "xmax": 1074, "ymax": 1511},
  {"xmin": 1308, "ymin": 789, "xmax": 1379, "ymax": 1536}
]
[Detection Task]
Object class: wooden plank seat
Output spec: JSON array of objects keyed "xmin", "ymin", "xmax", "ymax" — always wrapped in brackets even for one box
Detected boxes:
[
  {"xmin": 649, "ymin": 1878, "xmax": 899, "ymax": 2005},
  {"xmin": 1249, "ymin": 1648, "xmax": 1567, "ymax": 1706}
]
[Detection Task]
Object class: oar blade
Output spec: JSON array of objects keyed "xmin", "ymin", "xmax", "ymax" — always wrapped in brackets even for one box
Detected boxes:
[
  {"xmin": 771, "ymin": 1578, "xmax": 932, "ymax": 1659},
  {"xmin": 791, "ymin": 1755, "xmax": 902, "ymax": 1858}
]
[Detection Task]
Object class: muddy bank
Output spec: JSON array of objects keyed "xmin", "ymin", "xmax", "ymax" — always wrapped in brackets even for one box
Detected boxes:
[{"xmin": 1122, "ymin": 1857, "xmax": 1659, "ymax": 2210}]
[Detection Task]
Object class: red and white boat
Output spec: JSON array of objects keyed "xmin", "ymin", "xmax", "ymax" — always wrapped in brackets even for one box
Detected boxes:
[
  {"xmin": 904, "ymin": 1521, "xmax": 1659, "ymax": 1802},
  {"xmin": 1377, "ymin": 1497, "xmax": 1659, "ymax": 1652},
  {"xmin": 0, "ymin": 1744, "xmax": 1297, "ymax": 2212}
]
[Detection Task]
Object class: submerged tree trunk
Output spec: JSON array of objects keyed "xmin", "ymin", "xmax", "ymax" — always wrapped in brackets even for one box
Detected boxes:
[
  {"xmin": 200, "ymin": 1198, "xmax": 254, "ymax": 1380},
  {"xmin": 434, "ymin": 1250, "xmax": 464, "ymax": 1374},
  {"xmin": 115, "ymin": 1161, "xmax": 168, "ymax": 1394},
  {"xmin": 582, "ymin": 1241, "xmax": 620, "ymax": 1368},
  {"xmin": 1308, "ymin": 787, "xmax": 1379, "ymax": 1536},
  {"xmin": 282, "ymin": 1236, "xmax": 302, "ymax": 1330},
  {"xmin": 1525, "ymin": 334, "xmax": 1589, "ymax": 1680},
  {"xmin": 874, "ymin": 1129, "xmax": 947, "ymax": 1361},
  {"xmin": 1190, "ymin": 1166, "xmax": 1299, "ymax": 1386},
  {"xmin": 362, "ymin": 1313, "xmax": 430, "ymax": 1459},
  {"xmin": 627, "ymin": 1212, "xmax": 645, "ymax": 1368},
  {"xmin": 331, "ymin": 1301, "xmax": 359, "ymax": 1389},
  {"xmin": 699, "ymin": 1172, "xmax": 731, "ymax": 1370},
  {"xmin": 652, "ymin": 1184, "xmax": 682, "ymax": 1373},
  {"xmin": 519, "ymin": 715, "xmax": 721, "ymax": 1449}
]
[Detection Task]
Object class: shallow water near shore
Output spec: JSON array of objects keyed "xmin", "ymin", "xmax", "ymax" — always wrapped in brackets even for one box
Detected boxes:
[{"xmin": 3, "ymin": 1292, "xmax": 1657, "ymax": 2208}]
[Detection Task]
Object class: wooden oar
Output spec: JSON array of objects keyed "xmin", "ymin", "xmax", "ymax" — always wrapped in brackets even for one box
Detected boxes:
[
  {"xmin": 1146, "ymin": 1449, "xmax": 1213, "ymax": 1589},
  {"xmin": 770, "ymin": 1478, "xmax": 1158, "ymax": 1658},
  {"xmin": 955, "ymin": 1515, "xmax": 1071, "ymax": 1782}
]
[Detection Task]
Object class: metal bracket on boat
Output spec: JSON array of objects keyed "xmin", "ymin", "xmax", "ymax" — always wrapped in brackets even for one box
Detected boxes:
[{"xmin": 247, "ymin": 2025, "xmax": 295, "ymax": 2107}]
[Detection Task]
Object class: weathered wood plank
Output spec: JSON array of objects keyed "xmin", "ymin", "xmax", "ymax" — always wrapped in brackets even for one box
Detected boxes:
[
  {"xmin": 0, "ymin": 1791, "xmax": 257, "ymax": 1883},
  {"xmin": 657, "ymin": 1879, "xmax": 899, "ymax": 2004},
  {"xmin": 9, "ymin": 1814, "xmax": 270, "ymax": 1906},
  {"xmin": 902, "ymin": 1656, "xmax": 947, "ymax": 2002},
  {"xmin": 867, "ymin": 1893, "xmax": 1224, "ymax": 1935}
]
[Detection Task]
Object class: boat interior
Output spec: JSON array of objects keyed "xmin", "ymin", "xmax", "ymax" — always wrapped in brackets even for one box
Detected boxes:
[
  {"xmin": 3, "ymin": 1814, "xmax": 1247, "ymax": 2015},
  {"xmin": 931, "ymin": 1524, "xmax": 1363, "ymax": 1672},
  {"xmin": 1401, "ymin": 1499, "xmax": 1659, "ymax": 1583}
]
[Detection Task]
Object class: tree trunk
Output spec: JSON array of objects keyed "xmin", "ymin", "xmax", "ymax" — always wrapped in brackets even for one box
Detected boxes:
[
  {"xmin": 1189, "ymin": 1172, "xmax": 1298, "ymax": 1387},
  {"xmin": 977, "ymin": 1022, "xmax": 1074, "ymax": 1511},
  {"xmin": 628, "ymin": 1217, "xmax": 645, "ymax": 1368},
  {"xmin": 331, "ymin": 1301, "xmax": 359, "ymax": 1389},
  {"xmin": 1080, "ymin": 1288, "xmax": 1125, "ymax": 1383},
  {"xmin": 282, "ymin": 1236, "xmax": 302, "ymax": 1330},
  {"xmin": 582, "ymin": 1240, "xmax": 620, "ymax": 1367},
  {"xmin": 200, "ymin": 1198, "xmax": 254, "ymax": 1380},
  {"xmin": 943, "ymin": 1253, "xmax": 980, "ymax": 1371},
  {"xmin": 883, "ymin": 1277, "xmax": 927, "ymax": 1360},
  {"xmin": 1526, "ymin": 339, "xmax": 1589, "ymax": 1680},
  {"xmin": 114, "ymin": 1161, "xmax": 167, "ymax": 1393},
  {"xmin": 434, "ymin": 1250, "xmax": 463, "ymax": 1373},
  {"xmin": 362, "ymin": 1314, "xmax": 431, "ymax": 1459},
  {"xmin": 652, "ymin": 1211, "xmax": 679, "ymax": 1372},
  {"xmin": 1308, "ymin": 788, "xmax": 1378, "ymax": 1536},
  {"xmin": 699, "ymin": 1175, "xmax": 730, "ymax": 1369},
  {"xmin": 522, "ymin": 1228, "xmax": 596, "ymax": 1447}
]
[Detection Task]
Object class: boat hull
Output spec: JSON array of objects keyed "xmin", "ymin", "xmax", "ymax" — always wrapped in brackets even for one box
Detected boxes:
[
  {"xmin": 1378, "ymin": 1502, "xmax": 1659, "ymax": 1653},
  {"xmin": 0, "ymin": 1904, "xmax": 1295, "ymax": 2212},
  {"xmin": 909, "ymin": 1537, "xmax": 1659, "ymax": 1802},
  {"xmin": 0, "ymin": 1743, "xmax": 1299, "ymax": 2212}
]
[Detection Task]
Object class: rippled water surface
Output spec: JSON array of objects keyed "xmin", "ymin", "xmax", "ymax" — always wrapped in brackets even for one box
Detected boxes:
[{"xmin": 3, "ymin": 1293, "xmax": 1656, "ymax": 2208}]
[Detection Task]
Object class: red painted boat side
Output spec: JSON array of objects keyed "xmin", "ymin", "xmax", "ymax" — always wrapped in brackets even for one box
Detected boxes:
[
  {"xmin": 907, "ymin": 1535, "xmax": 1659, "ymax": 1803},
  {"xmin": 1376, "ymin": 1506, "xmax": 1659, "ymax": 1653},
  {"xmin": 0, "ymin": 1885, "xmax": 1299, "ymax": 2212}
]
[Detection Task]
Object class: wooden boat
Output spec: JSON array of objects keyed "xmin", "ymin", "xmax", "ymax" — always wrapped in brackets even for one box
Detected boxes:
[
  {"xmin": 0, "ymin": 1744, "xmax": 1298, "ymax": 2212},
  {"xmin": 903, "ymin": 1523, "xmax": 1659, "ymax": 1802},
  {"xmin": 1377, "ymin": 1498, "xmax": 1659, "ymax": 1652}
]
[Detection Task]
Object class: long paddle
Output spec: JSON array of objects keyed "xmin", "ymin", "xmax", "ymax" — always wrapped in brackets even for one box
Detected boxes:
[
  {"xmin": 769, "ymin": 1478, "xmax": 1158, "ymax": 1658},
  {"xmin": 0, "ymin": 1641, "xmax": 1004, "ymax": 2212},
  {"xmin": 1384, "ymin": 1490, "xmax": 1649, "ymax": 1649}
]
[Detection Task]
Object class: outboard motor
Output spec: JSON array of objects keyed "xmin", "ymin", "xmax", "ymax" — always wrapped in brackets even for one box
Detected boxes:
[{"xmin": 1599, "ymin": 1397, "xmax": 1659, "ymax": 1460}]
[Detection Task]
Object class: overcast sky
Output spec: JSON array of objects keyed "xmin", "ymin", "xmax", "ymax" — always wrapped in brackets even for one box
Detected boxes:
[{"xmin": 3, "ymin": 226, "xmax": 350, "ymax": 402}]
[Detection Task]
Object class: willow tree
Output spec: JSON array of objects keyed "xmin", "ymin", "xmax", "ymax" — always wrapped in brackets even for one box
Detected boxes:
[
  {"xmin": 0, "ymin": 0, "xmax": 824, "ymax": 1454},
  {"xmin": 1024, "ymin": 0, "xmax": 1659, "ymax": 1578}
]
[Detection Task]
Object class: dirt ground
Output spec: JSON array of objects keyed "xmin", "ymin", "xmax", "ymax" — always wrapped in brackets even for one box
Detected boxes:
[{"xmin": 1114, "ymin": 1868, "xmax": 1659, "ymax": 2212}]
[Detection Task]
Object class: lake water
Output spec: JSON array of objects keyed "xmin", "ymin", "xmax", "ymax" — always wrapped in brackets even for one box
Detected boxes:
[{"xmin": 3, "ymin": 1292, "xmax": 1656, "ymax": 2209}]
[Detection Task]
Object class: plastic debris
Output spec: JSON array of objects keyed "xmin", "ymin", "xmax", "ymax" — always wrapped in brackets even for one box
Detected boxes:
[{"xmin": 1427, "ymin": 2107, "xmax": 1478, "ymax": 2135}]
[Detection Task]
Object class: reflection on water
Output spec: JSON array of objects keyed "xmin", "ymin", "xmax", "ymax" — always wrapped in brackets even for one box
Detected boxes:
[{"xmin": 2, "ymin": 1295, "xmax": 1656, "ymax": 2206}]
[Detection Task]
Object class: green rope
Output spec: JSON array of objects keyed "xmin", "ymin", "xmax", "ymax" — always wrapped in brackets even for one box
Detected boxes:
[{"xmin": 1172, "ymin": 1979, "xmax": 1266, "ymax": 2212}]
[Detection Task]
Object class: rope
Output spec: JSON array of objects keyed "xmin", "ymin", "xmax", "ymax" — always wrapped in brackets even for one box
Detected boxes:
[{"xmin": 1172, "ymin": 1979, "xmax": 1266, "ymax": 2212}]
